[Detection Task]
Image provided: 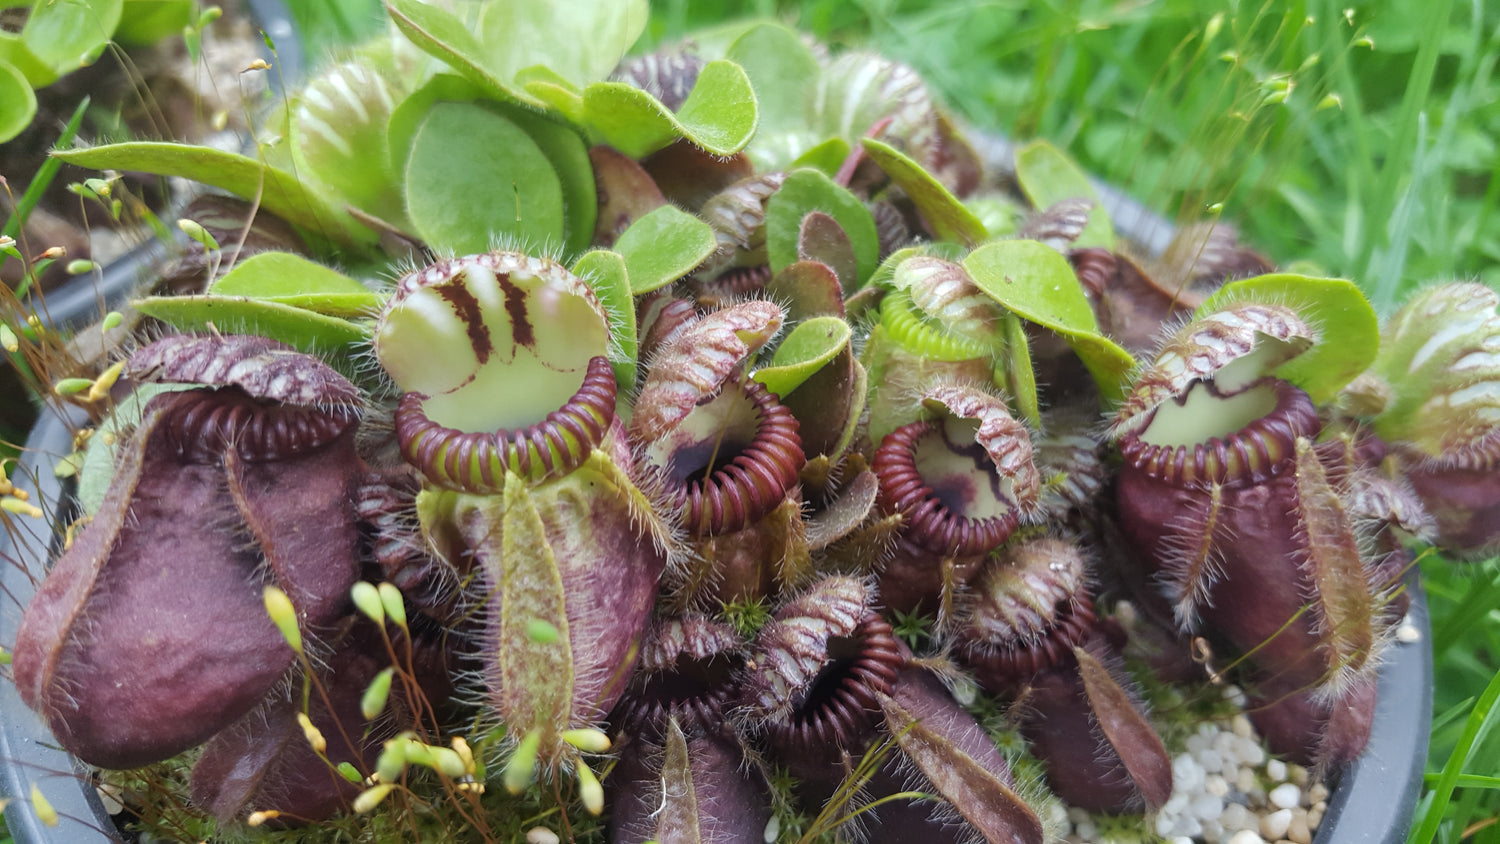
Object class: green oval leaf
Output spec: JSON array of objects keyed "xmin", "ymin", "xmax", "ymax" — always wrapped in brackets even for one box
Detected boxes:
[
  {"xmin": 766, "ymin": 168, "xmax": 879, "ymax": 285},
  {"xmin": 752, "ymin": 316, "xmax": 853, "ymax": 398},
  {"xmin": 789, "ymin": 136, "xmax": 851, "ymax": 176},
  {"xmin": 478, "ymin": 0, "xmax": 646, "ymax": 89},
  {"xmin": 404, "ymin": 102, "xmax": 565, "ymax": 255},
  {"xmin": 0, "ymin": 59, "xmax": 37, "ymax": 144},
  {"xmin": 571, "ymin": 249, "xmax": 637, "ymax": 390},
  {"xmin": 22, "ymin": 0, "xmax": 121, "ymax": 76},
  {"xmin": 52, "ymin": 142, "xmax": 366, "ymax": 249},
  {"xmin": 1014, "ymin": 139, "xmax": 1113, "ymax": 250},
  {"xmin": 134, "ymin": 295, "xmax": 369, "ymax": 351},
  {"xmin": 581, "ymin": 59, "xmax": 758, "ymax": 158},
  {"xmin": 963, "ymin": 239, "xmax": 1135, "ymax": 401},
  {"xmin": 1197, "ymin": 274, "xmax": 1378, "ymax": 404},
  {"xmin": 613, "ymin": 204, "xmax": 717, "ymax": 294},
  {"xmin": 497, "ymin": 105, "xmax": 597, "ymax": 258},
  {"xmin": 861, "ymin": 137, "xmax": 987, "ymax": 247},
  {"xmin": 115, "ymin": 0, "xmax": 194, "ymax": 47},
  {"xmin": 385, "ymin": 0, "xmax": 541, "ymax": 108},
  {"xmin": 726, "ymin": 22, "xmax": 819, "ymax": 135}
]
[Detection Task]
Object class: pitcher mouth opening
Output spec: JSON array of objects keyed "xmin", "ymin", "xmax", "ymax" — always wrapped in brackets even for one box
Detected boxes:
[
  {"xmin": 874, "ymin": 417, "xmax": 1022, "ymax": 556},
  {"xmin": 1120, "ymin": 378, "xmax": 1319, "ymax": 486},
  {"xmin": 645, "ymin": 379, "xmax": 804, "ymax": 537}
]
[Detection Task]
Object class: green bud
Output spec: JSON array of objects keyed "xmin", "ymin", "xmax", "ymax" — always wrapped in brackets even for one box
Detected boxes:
[
  {"xmin": 352, "ymin": 783, "xmax": 394, "ymax": 813},
  {"xmin": 503, "ymin": 728, "xmax": 543, "ymax": 794},
  {"xmin": 262, "ymin": 586, "xmax": 302, "ymax": 655},
  {"xmin": 377, "ymin": 582, "xmax": 407, "ymax": 630},
  {"xmin": 361, "ymin": 667, "xmax": 395, "ymax": 721},
  {"xmin": 351, "ymin": 581, "xmax": 385, "ymax": 625}
]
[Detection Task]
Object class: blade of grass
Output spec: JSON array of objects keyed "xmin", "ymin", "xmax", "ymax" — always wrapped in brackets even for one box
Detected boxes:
[{"xmin": 1411, "ymin": 652, "xmax": 1500, "ymax": 843}]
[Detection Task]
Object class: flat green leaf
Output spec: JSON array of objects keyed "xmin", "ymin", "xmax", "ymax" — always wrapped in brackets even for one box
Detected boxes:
[
  {"xmin": 209, "ymin": 252, "xmax": 379, "ymax": 316},
  {"xmin": 385, "ymin": 0, "xmax": 540, "ymax": 108},
  {"xmin": 725, "ymin": 22, "xmax": 818, "ymax": 134},
  {"xmin": 1000, "ymin": 312, "xmax": 1039, "ymax": 426},
  {"xmin": 862, "ymin": 137, "xmax": 987, "ymax": 247},
  {"xmin": 0, "ymin": 31, "xmax": 54, "ymax": 87},
  {"xmin": 766, "ymin": 168, "xmax": 879, "ymax": 285},
  {"xmin": 1197, "ymin": 274, "xmax": 1378, "ymax": 404},
  {"xmin": 22, "ymin": 0, "xmax": 120, "ymax": 76},
  {"xmin": 1014, "ymin": 139, "xmax": 1113, "ymax": 250},
  {"xmin": 571, "ymin": 249, "xmax": 637, "ymax": 390},
  {"xmin": 753, "ymin": 316, "xmax": 853, "ymax": 398},
  {"xmin": 404, "ymin": 102, "xmax": 565, "ymax": 256},
  {"xmin": 479, "ymin": 0, "xmax": 646, "ymax": 89},
  {"xmin": 963, "ymin": 239, "xmax": 1134, "ymax": 401},
  {"xmin": 115, "ymin": 0, "xmax": 194, "ymax": 46},
  {"xmin": 523, "ymin": 69, "xmax": 585, "ymax": 123},
  {"xmin": 613, "ymin": 205, "xmax": 716, "ymax": 294},
  {"xmin": 789, "ymin": 136, "xmax": 851, "ymax": 176},
  {"xmin": 498, "ymin": 105, "xmax": 597, "ymax": 257},
  {"xmin": 134, "ymin": 295, "xmax": 369, "ymax": 351},
  {"xmin": 52, "ymin": 142, "xmax": 366, "ymax": 248},
  {"xmin": 581, "ymin": 59, "xmax": 757, "ymax": 158},
  {"xmin": 211, "ymin": 251, "xmax": 369, "ymax": 297},
  {"xmin": 0, "ymin": 59, "xmax": 36, "ymax": 143}
]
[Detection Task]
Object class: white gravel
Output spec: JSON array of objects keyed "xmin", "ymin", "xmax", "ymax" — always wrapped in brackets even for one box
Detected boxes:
[{"xmin": 1060, "ymin": 687, "xmax": 1331, "ymax": 844}]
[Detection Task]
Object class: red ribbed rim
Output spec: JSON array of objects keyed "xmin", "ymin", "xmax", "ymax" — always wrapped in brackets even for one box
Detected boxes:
[
  {"xmin": 394, "ymin": 356, "xmax": 616, "ymax": 490},
  {"xmin": 1117, "ymin": 379, "xmax": 1318, "ymax": 486},
  {"xmin": 762, "ymin": 613, "xmax": 904, "ymax": 753},
  {"xmin": 159, "ymin": 389, "xmax": 354, "ymax": 464},
  {"xmin": 672, "ymin": 379, "xmax": 805, "ymax": 537}
]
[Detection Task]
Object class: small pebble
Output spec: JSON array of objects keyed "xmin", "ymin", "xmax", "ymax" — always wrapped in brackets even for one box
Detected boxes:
[
  {"xmin": 1228, "ymin": 831, "xmax": 1267, "ymax": 844},
  {"xmin": 1156, "ymin": 814, "xmax": 1178, "ymax": 838},
  {"xmin": 1236, "ymin": 766, "xmax": 1258, "ymax": 794},
  {"xmin": 1290, "ymin": 764, "xmax": 1310, "ymax": 787},
  {"xmin": 1232, "ymin": 714, "xmax": 1254, "ymax": 738},
  {"xmin": 1174, "ymin": 754, "xmax": 1206, "ymax": 793},
  {"xmin": 1199, "ymin": 749, "xmax": 1225, "ymax": 774},
  {"xmin": 1192, "ymin": 793, "xmax": 1225, "ymax": 821},
  {"xmin": 526, "ymin": 829, "xmax": 560, "ymax": 844},
  {"xmin": 1075, "ymin": 821, "xmax": 1097, "ymax": 840},
  {"xmin": 1170, "ymin": 838, "xmax": 1195, "ymax": 844},
  {"xmin": 1308, "ymin": 782, "xmax": 1329, "ymax": 804},
  {"xmin": 1269, "ymin": 783, "xmax": 1301, "ymax": 810},
  {"xmin": 1206, "ymin": 774, "xmax": 1231, "ymax": 797},
  {"xmin": 1238, "ymin": 738, "xmax": 1267, "ymax": 767},
  {"xmin": 1173, "ymin": 815, "xmax": 1204, "ymax": 838},
  {"xmin": 1201, "ymin": 818, "xmax": 1224, "ymax": 841},
  {"xmin": 1164, "ymin": 791, "xmax": 1190, "ymax": 815},
  {"xmin": 1397, "ymin": 620, "xmax": 1421, "ymax": 643},
  {"xmin": 1068, "ymin": 807, "xmax": 1091, "ymax": 824},
  {"xmin": 1308, "ymin": 805, "xmax": 1325, "ymax": 828},
  {"xmin": 1261, "ymin": 808, "xmax": 1293, "ymax": 839},
  {"xmin": 1266, "ymin": 758, "xmax": 1288, "ymax": 782},
  {"xmin": 1288, "ymin": 812, "xmax": 1312, "ymax": 844},
  {"xmin": 1221, "ymin": 802, "xmax": 1254, "ymax": 832}
]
